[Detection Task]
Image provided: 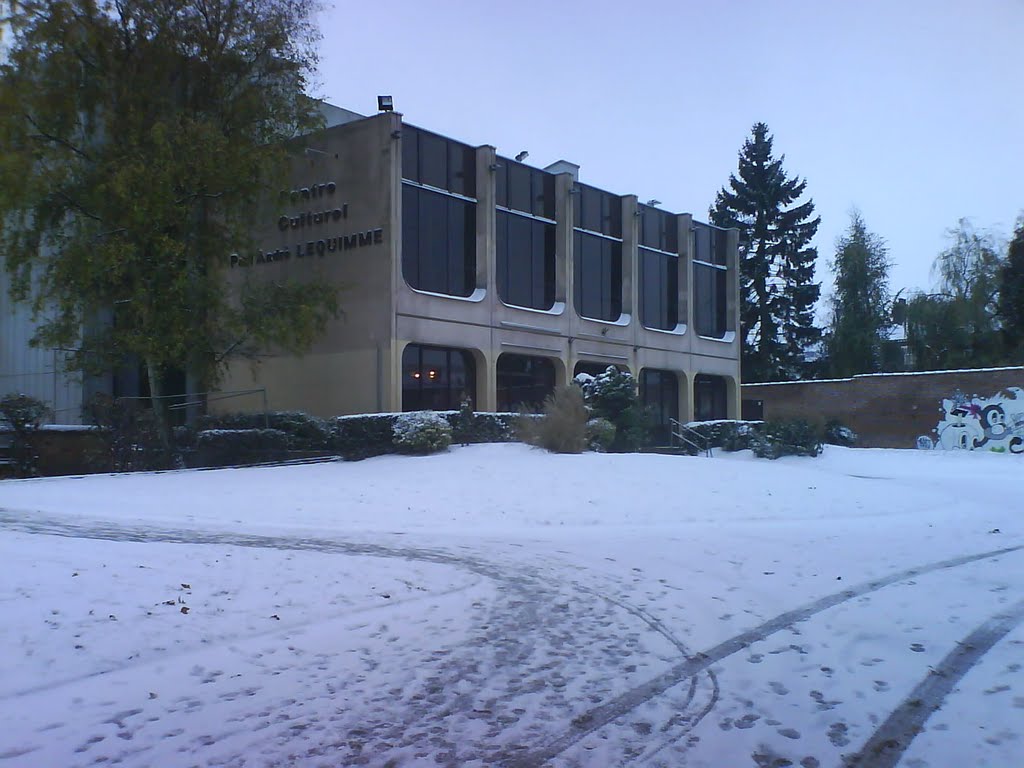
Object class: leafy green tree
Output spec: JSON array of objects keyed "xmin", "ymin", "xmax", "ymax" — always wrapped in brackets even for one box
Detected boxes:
[
  {"xmin": 904, "ymin": 219, "xmax": 1004, "ymax": 370},
  {"xmin": 823, "ymin": 210, "xmax": 893, "ymax": 377},
  {"xmin": 710, "ymin": 122, "xmax": 821, "ymax": 382},
  {"xmin": 0, "ymin": 0, "xmax": 339, "ymax": 448},
  {"xmin": 998, "ymin": 218, "xmax": 1024, "ymax": 361}
]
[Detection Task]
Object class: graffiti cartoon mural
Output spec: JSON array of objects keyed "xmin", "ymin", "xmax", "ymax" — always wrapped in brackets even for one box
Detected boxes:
[{"xmin": 935, "ymin": 388, "xmax": 1024, "ymax": 453}]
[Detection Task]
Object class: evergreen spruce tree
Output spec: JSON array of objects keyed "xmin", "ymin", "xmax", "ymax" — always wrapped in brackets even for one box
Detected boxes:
[
  {"xmin": 824, "ymin": 210, "xmax": 892, "ymax": 377},
  {"xmin": 998, "ymin": 218, "xmax": 1024, "ymax": 361},
  {"xmin": 710, "ymin": 123, "xmax": 821, "ymax": 382}
]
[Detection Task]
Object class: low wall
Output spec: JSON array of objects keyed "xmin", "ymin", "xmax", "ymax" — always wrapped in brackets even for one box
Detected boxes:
[
  {"xmin": 1, "ymin": 426, "xmax": 105, "ymax": 478},
  {"xmin": 742, "ymin": 366, "xmax": 1024, "ymax": 449}
]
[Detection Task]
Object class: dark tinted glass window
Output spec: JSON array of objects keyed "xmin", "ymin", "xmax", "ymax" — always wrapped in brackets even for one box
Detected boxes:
[
  {"xmin": 497, "ymin": 211, "xmax": 555, "ymax": 310},
  {"xmin": 640, "ymin": 369, "xmax": 679, "ymax": 444},
  {"xmin": 401, "ymin": 125, "xmax": 476, "ymax": 196},
  {"xmin": 496, "ymin": 160, "xmax": 555, "ymax": 218},
  {"xmin": 402, "ymin": 344, "xmax": 476, "ymax": 411},
  {"xmin": 639, "ymin": 248, "xmax": 678, "ymax": 330},
  {"xmin": 402, "ymin": 185, "xmax": 476, "ymax": 296},
  {"xmin": 694, "ymin": 262, "xmax": 727, "ymax": 338},
  {"xmin": 574, "ymin": 232, "xmax": 622, "ymax": 320},
  {"xmin": 694, "ymin": 223, "xmax": 726, "ymax": 266},
  {"xmin": 496, "ymin": 354, "xmax": 556, "ymax": 412},
  {"xmin": 639, "ymin": 206, "xmax": 678, "ymax": 252},
  {"xmin": 694, "ymin": 374, "xmax": 728, "ymax": 421},
  {"xmin": 574, "ymin": 185, "xmax": 621, "ymax": 236}
]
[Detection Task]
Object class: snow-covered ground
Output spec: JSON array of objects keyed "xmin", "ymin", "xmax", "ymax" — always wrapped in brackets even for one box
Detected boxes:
[{"xmin": 1, "ymin": 444, "xmax": 1022, "ymax": 767}]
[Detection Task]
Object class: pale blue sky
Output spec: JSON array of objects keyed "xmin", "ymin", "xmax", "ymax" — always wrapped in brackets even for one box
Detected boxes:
[{"xmin": 316, "ymin": 0, "xmax": 1023, "ymax": 307}]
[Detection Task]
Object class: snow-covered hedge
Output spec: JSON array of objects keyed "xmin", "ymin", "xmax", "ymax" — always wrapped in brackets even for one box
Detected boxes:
[
  {"xmin": 330, "ymin": 411, "xmax": 522, "ymax": 460},
  {"xmin": 197, "ymin": 411, "xmax": 330, "ymax": 450},
  {"xmin": 392, "ymin": 412, "xmax": 452, "ymax": 455}
]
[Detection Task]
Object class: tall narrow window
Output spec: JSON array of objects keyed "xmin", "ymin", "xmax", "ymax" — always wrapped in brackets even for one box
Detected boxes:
[
  {"xmin": 496, "ymin": 158, "xmax": 556, "ymax": 310},
  {"xmin": 573, "ymin": 184, "xmax": 623, "ymax": 321},
  {"xmin": 401, "ymin": 125, "xmax": 477, "ymax": 297},
  {"xmin": 693, "ymin": 223, "xmax": 728, "ymax": 338},
  {"xmin": 402, "ymin": 344, "xmax": 476, "ymax": 411},
  {"xmin": 640, "ymin": 368, "xmax": 679, "ymax": 444},
  {"xmin": 639, "ymin": 205, "xmax": 679, "ymax": 330}
]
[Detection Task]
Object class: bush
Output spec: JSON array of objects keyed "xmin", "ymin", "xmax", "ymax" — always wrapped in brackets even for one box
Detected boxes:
[
  {"xmin": 392, "ymin": 412, "xmax": 452, "ymax": 455},
  {"xmin": 443, "ymin": 410, "xmax": 519, "ymax": 445},
  {"xmin": 331, "ymin": 413, "xmax": 399, "ymax": 460},
  {"xmin": 751, "ymin": 420, "xmax": 823, "ymax": 459},
  {"xmin": 0, "ymin": 393, "xmax": 50, "ymax": 476},
  {"xmin": 198, "ymin": 411, "xmax": 330, "ymax": 450},
  {"xmin": 195, "ymin": 428, "xmax": 289, "ymax": 467},
  {"xmin": 575, "ymin": 366, "xmax": 652, "ymax": 451},
  {"xmin": 586, "ymin": 417, "xmax": 616, "ymax": 452},
  {"xmin": 519, "ymin": 385, "xmax": 589, "ymax": 454},
  {"xmin": 576, "ymin": 366, "xmax": 637, "ymax": 421},
  {"xmin": 685, "ymin": 420, "xmax": 764, "ymax": 452},
  {"xmin": 83, "ymin": 394, "xmax": 174, "ymax": 472},
  {"xmin": 824, "ymin": 419, "xmax": 858, "ymax": 446}
]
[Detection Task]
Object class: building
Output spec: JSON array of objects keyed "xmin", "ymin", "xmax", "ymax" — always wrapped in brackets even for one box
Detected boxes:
[
  {"xmin": 217, "ymin": 109, "xmax": 741, "ymax": 431},
  {"xmin": 1, "ymin": 106, "xmax": 741, "ymax": 432}
]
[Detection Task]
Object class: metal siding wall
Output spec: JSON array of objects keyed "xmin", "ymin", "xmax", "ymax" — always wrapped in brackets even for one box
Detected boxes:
[{"xmin": 0, "ymin": 269, "xmax": 83, "ymax": 424}]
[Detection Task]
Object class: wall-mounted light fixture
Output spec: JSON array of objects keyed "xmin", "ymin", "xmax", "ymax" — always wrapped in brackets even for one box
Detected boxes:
[{"xmin": 377, "ymin": 95, "xmax": 394, "ymax": 112}]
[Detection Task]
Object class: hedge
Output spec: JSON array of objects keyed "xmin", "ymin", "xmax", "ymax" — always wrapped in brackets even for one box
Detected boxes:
[{"xmin": 195, "ymin": 428, "xmax": 290, "ymax": 467}]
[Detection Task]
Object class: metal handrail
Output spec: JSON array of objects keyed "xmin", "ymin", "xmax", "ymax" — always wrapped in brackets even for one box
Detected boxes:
[{"xmin": 669, "ymin": 418, "xmax": 712, "ymax": 457}]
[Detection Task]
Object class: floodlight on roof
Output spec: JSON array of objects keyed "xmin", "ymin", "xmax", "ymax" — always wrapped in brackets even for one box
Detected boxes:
[
  {"xmin": 377, "ymin": 95, "xmax": 394, "ymax": 112},
  {"xmin": 515, "ymin": 151, "xmax": 529, "ymax": 162},
  {"xmin": 646, "ymin": 199, "xmax": 661, "ymax": 207}
]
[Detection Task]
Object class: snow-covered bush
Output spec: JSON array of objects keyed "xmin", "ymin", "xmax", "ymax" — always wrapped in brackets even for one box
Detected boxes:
[
  {"xmin": 199, "ymin": 411, "xmax": 330, "ymax": 450},
  {"xmin": 824, "ymin": 420, "xmax": 858, "ymax": 446},
  {"xmin": 575, "ymin": 366, "xmax": 651, "ymax": 451},
  {"xmin": 586, "ymin": 417, "xmax": 616, "ymax": 452},
  {"xmin": 518, "ymin": 385, "xmax": 588, "ymax": 453},
  {"xmin": 751, "ymin": 420, "xmax": 823, "ymax": 459},
  {"xmin": 392, "ymin": 412, "xmax": 452, "ymax": 455},
  {"xmin": 576, "ymin": 366, "xmax": 637, "ymax": 421},
  {"xmin": 685, "ymin": 420, "xmax": 764, "ymax": 452}
]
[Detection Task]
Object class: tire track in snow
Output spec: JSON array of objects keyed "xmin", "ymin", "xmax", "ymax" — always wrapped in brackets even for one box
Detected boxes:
[
  {"xmin": 843, "ymin": 596, "xmax": 1024, "ymax": 768},
  {"xmin": 511, "ymin": 544, "xmax": 1024, "ymax": 767},
  {"xmin": 0, "ymin": 510, "xmax": 707, "ymax": 764}
]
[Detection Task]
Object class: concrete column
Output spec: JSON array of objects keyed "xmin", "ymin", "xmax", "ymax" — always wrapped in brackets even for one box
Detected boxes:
[
  {"xmin": 621, "ymin": 194, "xmax": 638, "ymax": 326},
  {"xmin": 678, "ymin": 213, "xmax": 694, "ymax": 338},
  {"xmin": 475, "ymin": 145, "xmax": 497, "ymax": 297},
  {"xmin": 725, "ymin": 226, "xmax": 741, "ymax": 336},
  {"xmin": 554, "ymin": 172, "xmax": 575, "ymax": 309}
]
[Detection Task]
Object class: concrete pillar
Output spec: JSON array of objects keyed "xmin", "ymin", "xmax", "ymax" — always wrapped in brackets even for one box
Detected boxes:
[{"xmin": 678, "ymin": 213, "xmax": 694, "ymax": 336}]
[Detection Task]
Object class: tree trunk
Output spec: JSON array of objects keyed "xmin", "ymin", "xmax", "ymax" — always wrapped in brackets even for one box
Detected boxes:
[{"xmin": 145, "ymin": 358, "xmax": 174, "ymax": 462}]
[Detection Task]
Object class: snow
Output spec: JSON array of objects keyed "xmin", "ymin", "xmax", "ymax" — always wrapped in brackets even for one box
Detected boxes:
[
  {"xmin": 744, "ymin": 363, "xmax": 1024, "ymax": 386},
  {"xmin": 1, "ymin": 443, "xmax": 1022, "ymax": 766}
]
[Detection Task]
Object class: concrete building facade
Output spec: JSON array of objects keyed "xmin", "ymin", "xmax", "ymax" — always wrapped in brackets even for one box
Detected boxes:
[{"xmin": 217, "ymin": 110, "xmax": 742, "ymax": 429}]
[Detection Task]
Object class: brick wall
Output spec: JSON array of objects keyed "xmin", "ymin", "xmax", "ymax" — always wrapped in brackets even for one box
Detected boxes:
[{"xmin": 742, "ymin": 367, "xmax": 1024, "ymax": 449}]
